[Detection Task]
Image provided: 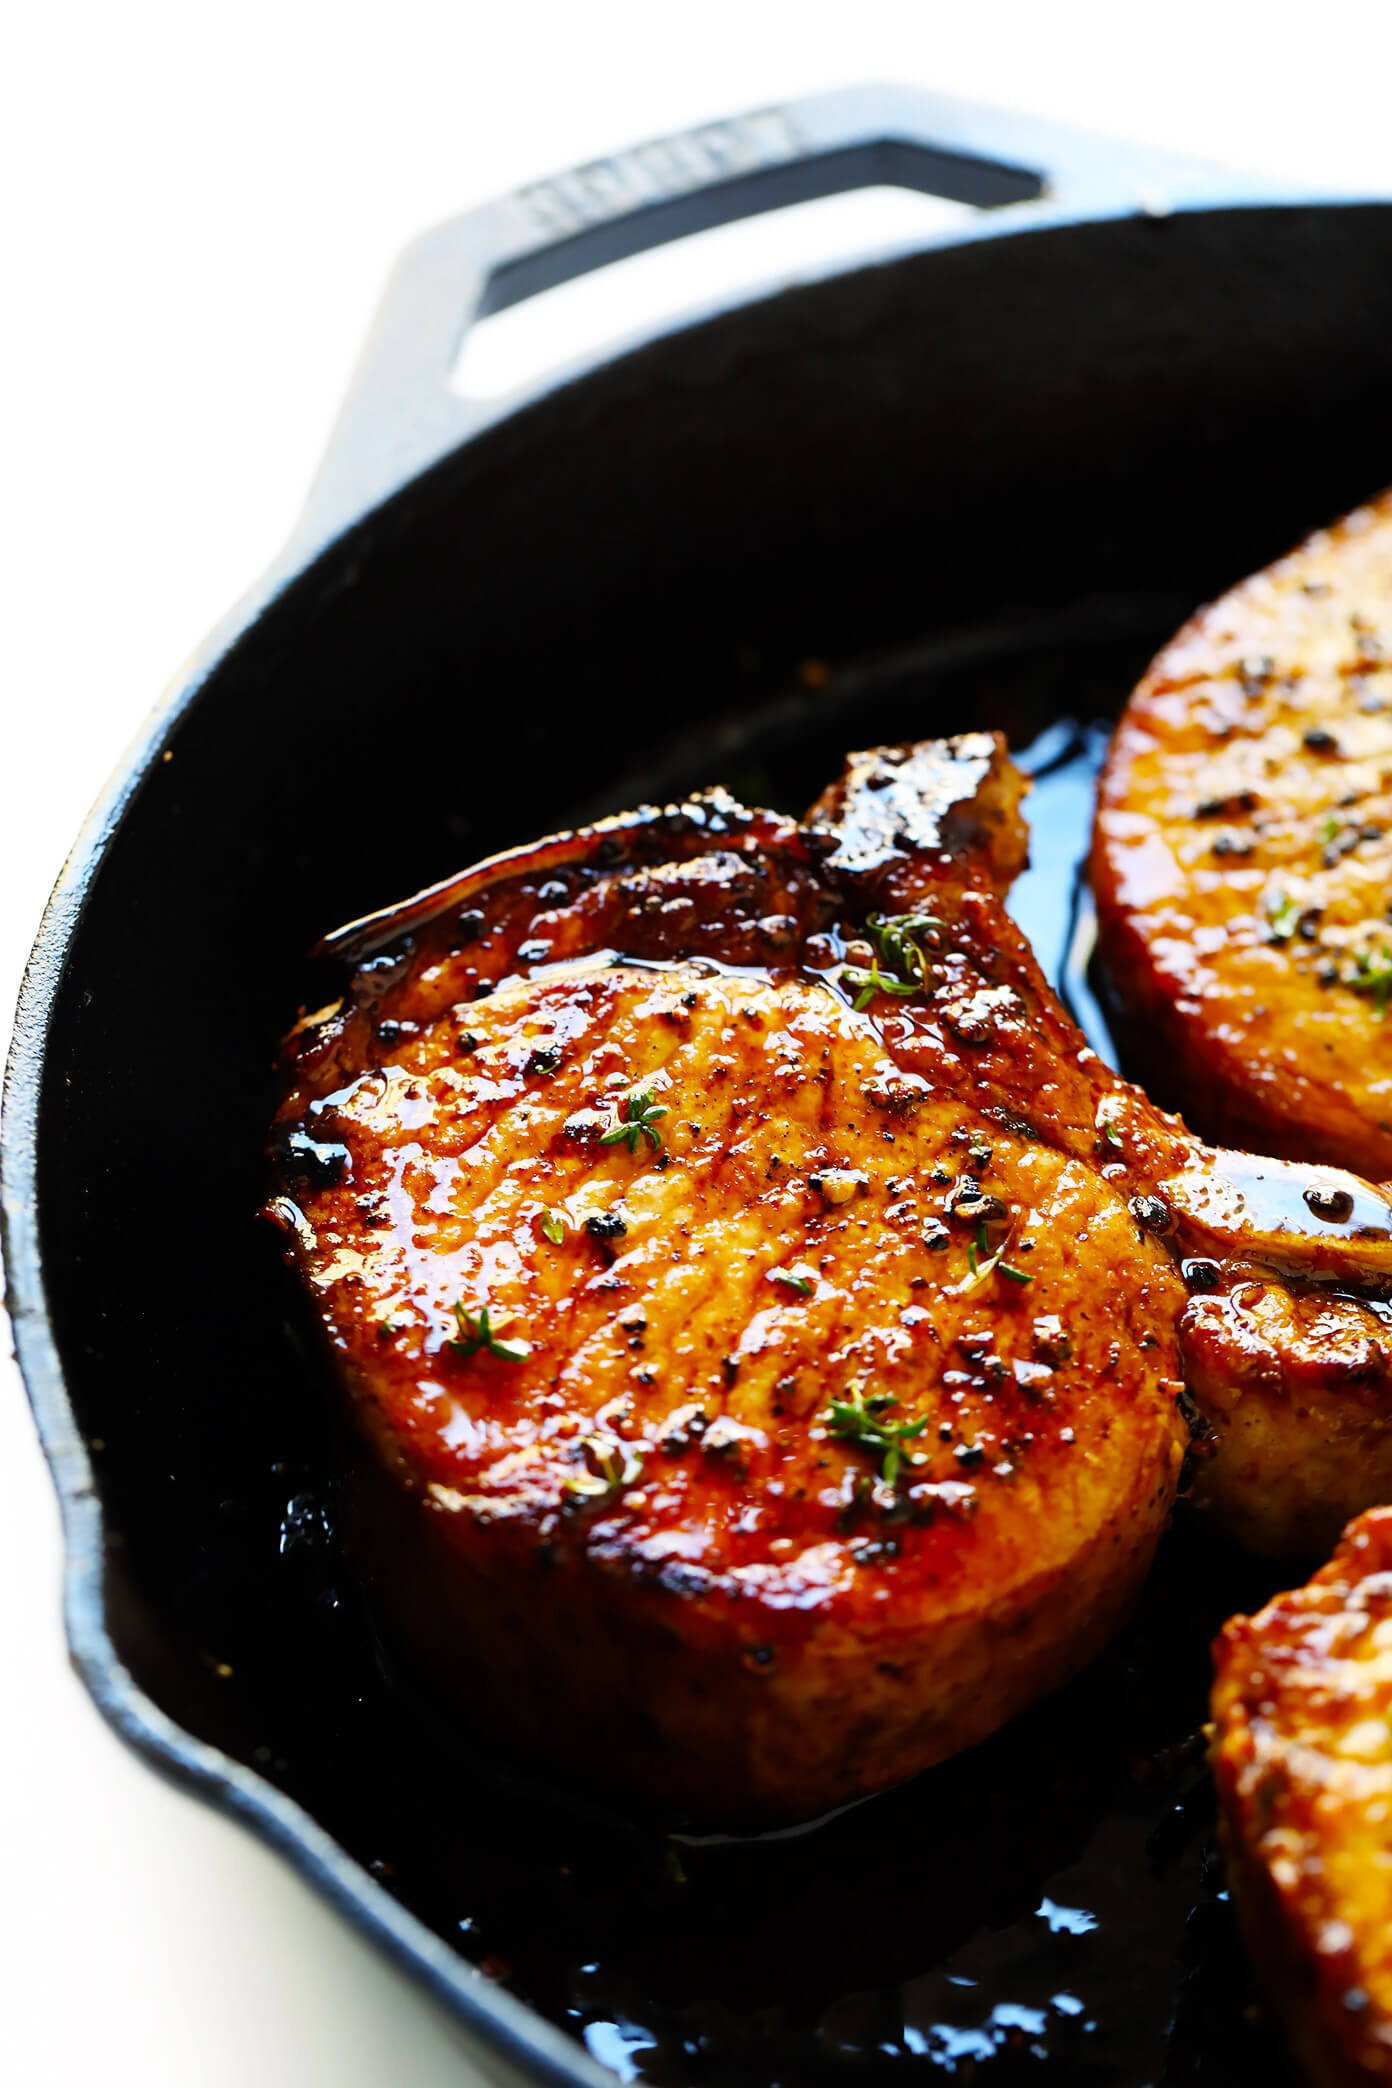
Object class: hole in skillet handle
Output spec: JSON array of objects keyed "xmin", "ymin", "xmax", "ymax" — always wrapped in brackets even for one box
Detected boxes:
[
  {"xmin": 478, "ymin": 124, "xmax": 1045, "ymax": 318},
  {"xmin": 451, "ymin": 103, "xmax": 1043, "ymax": 406},
  {"xmin": 454, "ymin": 186, "xmax": 979, "ymax": 400}
]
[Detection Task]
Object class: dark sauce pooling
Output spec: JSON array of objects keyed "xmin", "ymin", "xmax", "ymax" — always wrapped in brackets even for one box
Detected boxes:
[{"xmin": 251, "ymin": 1446, "xmax": 1289, "ymax": 2086}]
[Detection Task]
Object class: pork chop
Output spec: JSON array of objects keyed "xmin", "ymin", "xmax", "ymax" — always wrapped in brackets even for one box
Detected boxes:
[
  {"xmin": 1093, "ymin": 491, "xmax": 1392, "ymax": 1177},
  {"xmin": 1213, "ymin": 1507, "xmax": 1392, "ymax": 2087},
  {"xmin": 267, "ymin": 736, "xmax": 1392, "ymax": 1820}
]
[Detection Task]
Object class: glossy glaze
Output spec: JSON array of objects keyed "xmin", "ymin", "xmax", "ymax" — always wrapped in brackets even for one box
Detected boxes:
[
  {"xmin": 1214, "ymin": 1508, "xmax": 1392, "ymax": 2087},
  {"xmin": 270, "ymin": 735, "xmax": 1392, "ymax": 1821},
  {"xmin": 1094, "ymin": 493, "xmax": 1392, "ymax": 1177},
  {"xmin": 273, "ymin": 739, "xmax": 1188, "ymax": 1818}
]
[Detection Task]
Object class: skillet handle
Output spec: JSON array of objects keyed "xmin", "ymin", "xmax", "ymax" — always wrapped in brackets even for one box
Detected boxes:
[{"xmin": 293, "ymin": 83, "xmax": 1267, "ymax": 554}]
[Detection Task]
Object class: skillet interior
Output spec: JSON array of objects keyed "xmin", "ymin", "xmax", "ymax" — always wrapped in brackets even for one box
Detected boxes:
[{"xmin": 27, "ymin": 203, "xmax": 1392, "ymax": 2082}]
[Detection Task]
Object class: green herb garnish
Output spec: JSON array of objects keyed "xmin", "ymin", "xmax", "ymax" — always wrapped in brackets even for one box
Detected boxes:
[
  {"xmin": 1265, "ymin": 890, "xmax": 1302, "ymax": 943},
  {"xmin": 768, "ymin": 1267, "xmax": 815, "ymax": 1298},
  {"xmin": 449, "ymin": 1300, "xmax": 532, "ymax": 1362},
  {"xmin": 841, "ymin": 957, "xmax": 921, "ymax": 1010},
  {"xmin": 841, "ymin": 912, "xmax": 942, "ymax": 1010},
  {"xmin": 954, "ymin": 1221, "xmax": 1033, "ymax": 1297},
  {"xmin": 539, "ymin": 1208, "xmax": 568, "ymax": 1244},
  {"xmin": 824, "ymin": 1386, "xmax": 929, "ymax": 1487},
  {"xmin": 1317, "ymin": 815, "xmax": 1342, "ymax": 847},
  {"xmin": 869, "ymin": 911, "xmax": 940, "ymax": 983},
  {"xmin": 562, "ymin": 1435, "xmax": 644, "ymax": 1501},
  {"xmin": 600, "ymin": 1084, "xmax": 669, "ymax": 1155},
  {"xmin": 1348, "ymin": 942, "xmax": 1392, "ymax": 1016}
]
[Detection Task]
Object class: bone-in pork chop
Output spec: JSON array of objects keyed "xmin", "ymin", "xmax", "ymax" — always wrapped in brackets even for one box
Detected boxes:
[{"xmin": 268, "ymin": 736, "xmax": 1392, "ymax": 1820}]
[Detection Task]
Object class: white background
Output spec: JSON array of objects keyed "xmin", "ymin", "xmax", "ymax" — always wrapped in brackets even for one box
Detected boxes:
[{"xmin": 5, "ymin": 4, "xmax": 1392, "ymax": 2080}]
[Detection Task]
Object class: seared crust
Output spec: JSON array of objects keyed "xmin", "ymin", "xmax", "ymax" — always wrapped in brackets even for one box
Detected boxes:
[
  {"xmin": 308, "ymin": 965, "xmax": 1183, "ymax": 1820},
  {"xmin": 270, "ymin": 734, "xmax": 1392, "ymax": 1818},
  {"xmin": 1213, "ymin": 1509, "xmax": 1392, "ymax": 2087},
  {"xmin": 1182, "ymin": 1280, "xmax": 1392, "ymax": 1556},
  {"xmin": 1093, "ymin": 492, "xmax": 1392, "ymax": 1177},
  {"xmin": 272, "ymin": 739, "xmax": 1187, "ymax": 1818}
]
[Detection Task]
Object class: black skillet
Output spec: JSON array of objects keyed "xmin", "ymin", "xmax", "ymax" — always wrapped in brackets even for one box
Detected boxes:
[{"xmin": 7, "ymin": 83, "xmax": 1392, "ymax": 2087}]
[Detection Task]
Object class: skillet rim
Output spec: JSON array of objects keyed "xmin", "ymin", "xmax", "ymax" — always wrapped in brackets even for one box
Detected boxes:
[{"xmin": 2, "ymin": 85, "xmax": 1383, "ymax": 2080}]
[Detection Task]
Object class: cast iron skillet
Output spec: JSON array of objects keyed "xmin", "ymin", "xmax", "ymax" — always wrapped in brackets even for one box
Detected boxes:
[{"xmin": 7, "ymin": 84, "xmax": 1392, "ymax": 2086}]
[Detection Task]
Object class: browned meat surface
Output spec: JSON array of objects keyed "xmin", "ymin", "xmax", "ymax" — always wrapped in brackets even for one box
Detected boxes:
[
  {"xmin": 1213, "ymin": 1508, "xmax": 1392, "ymax": 2087},
  {"xmin": 1093, "ymin": 492, "xmax": 1392, "ymax": 1178},
  {"xmin": 1182, "ymin": 1279, "xmax": 1392, "ymax": 1556},
  {"xmin": 268, "ymin": 736, "xmax": 1392, "ymax": 1821}
]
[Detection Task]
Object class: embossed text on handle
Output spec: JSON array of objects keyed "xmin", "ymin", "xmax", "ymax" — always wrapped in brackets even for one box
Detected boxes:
[{"xmin": 515, "ymin": 108, "xmax": 803, "ymax": 241}]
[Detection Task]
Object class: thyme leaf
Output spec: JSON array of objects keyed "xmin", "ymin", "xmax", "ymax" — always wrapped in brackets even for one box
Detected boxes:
[
  {"xmin": 953, "ymin": 1221, "xmax": 1032, "ymax": 1297},
  {"xmin": 824, "ymin": 1386, "xmax": 928, "ymax": 1487},
  {"xmin": 868, "ymin": 911, "xmax": 941, "ymax": 986},
  {"xmin": 449, "ymin": 1300, "xmax": 532, "ymax": 1363},
  {"xmin": 768, "ymin": 1266, "xmax": 815, "ymax": 1298},
  {"xmin": 1265, "ymin": 890, "xmax": 1302, "ymax": 944},
  {"xmin": 539, "ymin": 1208, "xmax": 568, "ymax": 1245},
  {"xmin": 600, "ymin": 1084, "xmax": 669, "ymax": 1154},
  {"xmin": 841, "ymin": 958, "xmax": 920, "ymax": 1011},
  {"xmin": 1347, "ymin": 941, "xmax": 1392, "ymax": 1016},
  {"xmin": 840, "ymin": 912, "xmax": 945, "ymax": 1010},
  {"xmin": 562, "ymin": 1435, "xmax": 645, "ymax": 1502}
]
